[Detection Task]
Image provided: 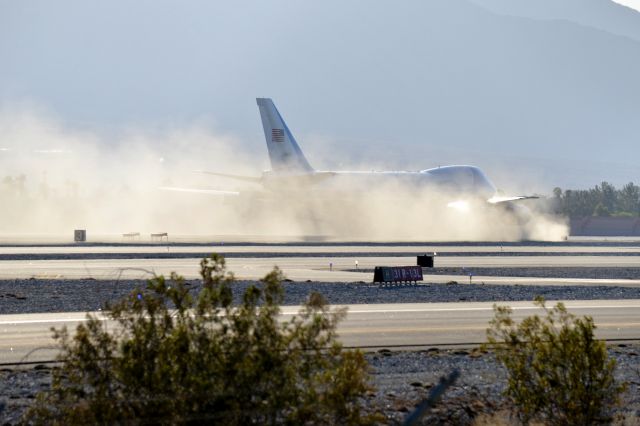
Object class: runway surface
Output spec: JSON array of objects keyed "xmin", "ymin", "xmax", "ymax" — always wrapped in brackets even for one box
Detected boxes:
[
  {"xmin": 1, "ymin": 239, "xmax": 639, "ymax": 365},
  {"xmin": 1, "ymin": 235, "xmax": 639, "ymax": 245},
  {"xmin": 1, "ymin": 255, "xmax": 639, "ymax": 287},
  {"xmin": 1, "ymin": 299, "xmax": 639, "ymax": 364},
  {"xmin": 0, "ymin": 244, "xmax": 640, "ymax": 255}
]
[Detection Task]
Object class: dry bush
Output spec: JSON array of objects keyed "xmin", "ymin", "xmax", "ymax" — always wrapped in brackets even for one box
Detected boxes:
[
  {"xmin": 484, "ymin": 297, "xmax": 626, "ymax": 425},
  {"xmin": 23, "ymin": 254, "xmax": 379, "ymax": 425}
]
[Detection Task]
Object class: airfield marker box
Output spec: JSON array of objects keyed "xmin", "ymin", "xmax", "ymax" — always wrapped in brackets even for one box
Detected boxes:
[
  {"xmin": 417, "ymin": 255, "xmax": 434, "ymax": 268},
  {"xmin": 373, "ymin": 266, "xmax": 423, "ymax": 283},
  {"xmin": 74, "ymin": 229, "xmax": 86, "ymax": 242}
]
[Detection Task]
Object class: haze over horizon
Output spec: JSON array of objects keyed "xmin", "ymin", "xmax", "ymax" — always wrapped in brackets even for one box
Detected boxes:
[{"xmin": 2, "ymin": 0, "xmax": 640, "ymax": 192}]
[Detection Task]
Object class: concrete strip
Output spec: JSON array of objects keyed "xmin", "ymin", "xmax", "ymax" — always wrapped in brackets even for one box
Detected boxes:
[{"xmin": 1, "ymin": 300, "xmax": 639, "ymax": 364}]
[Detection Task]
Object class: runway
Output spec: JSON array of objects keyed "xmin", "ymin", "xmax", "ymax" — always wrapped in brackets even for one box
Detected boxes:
[
  {"xmin": 1, "ymin": 300, "xmax": 639, "ymax": 364},
  {"xmin": 1, "ymin": 240, "xmax": 639, "ymax": 365},
  {"xmin": 1, "ymin": 235, "xmax": 638, "ymax": 245},
  {"xmin": 1, "ymin": 244, "xmax": 640, "ymax": 255},
  {"xmin": 1, "ymin": 255, "xmax": 639, "ymax": 287}
]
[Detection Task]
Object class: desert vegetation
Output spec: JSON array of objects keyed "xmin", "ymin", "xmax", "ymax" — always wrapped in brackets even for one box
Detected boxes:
[
  {"xmin": 484, "ymin": 297, "xmax": 626, "ymax": 425},
  {"xmin": 23, "ymin": 254, "xmax": 379, "ymax": 425}
]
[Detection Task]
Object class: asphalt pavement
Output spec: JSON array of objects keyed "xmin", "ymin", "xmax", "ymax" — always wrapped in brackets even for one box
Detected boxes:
[
  {"xmin": 0, "ymin": 255, "xmax": 639, "ymax": 286},
  {"xmin": 1, "ymin": 300, "xmax": 639, "ymax": 364}
]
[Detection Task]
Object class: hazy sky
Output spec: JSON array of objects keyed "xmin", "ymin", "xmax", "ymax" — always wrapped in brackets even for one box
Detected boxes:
[{"xmin": 2, "ymin": 0, "xmax": 640, "ymax": 191}]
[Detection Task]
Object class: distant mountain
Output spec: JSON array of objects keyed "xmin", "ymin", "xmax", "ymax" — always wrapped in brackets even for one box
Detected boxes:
[
  {"xmin": 3, "ymin": 0, "xmax": 640, "ymax": 189},
  {"xmin": 282, "ymin": 0, "xmax": 640, "ymax": 188}
]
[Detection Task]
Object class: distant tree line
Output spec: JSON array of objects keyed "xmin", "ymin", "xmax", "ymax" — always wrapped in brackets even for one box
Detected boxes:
[{"xmin": 552, "ymin": 182, "xmax": 640, "ymax": 218}]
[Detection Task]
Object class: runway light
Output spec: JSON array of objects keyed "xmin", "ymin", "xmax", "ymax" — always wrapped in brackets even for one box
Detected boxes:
[{"xmin": 447, "ymin": 200, "xmax": 470, "ymax": 213}]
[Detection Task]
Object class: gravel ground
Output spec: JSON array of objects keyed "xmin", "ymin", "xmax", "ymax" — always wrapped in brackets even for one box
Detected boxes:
[
  {"xmin": 354, "ymin": 266, "xmax": 640, "ymax": 280},
  {"xmin": 1, "ymin": 270, "xmax": 639, "ymax": 423},
  {"xmin": 1, "ymin": 346, "xmax": 639, "ymax": 425},
  {"xmin": 1, "ymin": 278, "xmax": 640, "ymax": 314}
]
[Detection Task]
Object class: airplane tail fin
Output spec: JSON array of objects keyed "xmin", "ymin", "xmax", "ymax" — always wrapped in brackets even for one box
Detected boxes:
[{"xmin": 257, "ymin": 98, "xmax": 314, "ymax": 173}]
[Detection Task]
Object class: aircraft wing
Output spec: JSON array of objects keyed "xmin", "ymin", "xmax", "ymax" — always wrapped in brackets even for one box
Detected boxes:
[
  {"xmin": 195, "ymin": 170, "xmax": 338, "ymax": 185},
  {"xmin": 487, "ymin": 195, "xmax": 539, "ymax": 204},
  {"xmin": 159, "ymin": 187, "xmax": 240, "ymax": 196},
  {"xmin": 193, "ymin": 170, "xmax": 262, "ymax": 184}
]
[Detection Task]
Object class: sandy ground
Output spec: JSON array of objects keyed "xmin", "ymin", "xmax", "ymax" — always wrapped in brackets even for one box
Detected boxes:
[{"xmin": 2, "ymin": 346, "xmax": 638, "ymax": 425}]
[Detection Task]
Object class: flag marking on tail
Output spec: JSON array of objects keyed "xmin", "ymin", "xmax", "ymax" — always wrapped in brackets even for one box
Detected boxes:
[{"xmin": 271, "ymin": 129, "xmax": 285, "ymax": 143}]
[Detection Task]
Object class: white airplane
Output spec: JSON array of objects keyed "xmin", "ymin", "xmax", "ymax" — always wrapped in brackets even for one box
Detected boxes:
[{"xmin": 163, "ymin": 98, "xmax": 536, "ymax": 210}]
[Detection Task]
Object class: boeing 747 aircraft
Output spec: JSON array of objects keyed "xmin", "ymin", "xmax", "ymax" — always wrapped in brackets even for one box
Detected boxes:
[
  {"xmin": 161, "ymin": 98, "xmax": 548, "ymax": 238},
  {"xmin": 164, "ymin": 98, "xmax": 535, "ymax": 208}
]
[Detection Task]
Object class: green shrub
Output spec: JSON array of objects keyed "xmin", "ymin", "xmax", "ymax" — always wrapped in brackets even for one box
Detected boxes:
[
  {"xmin": 24, "ymin": 254, "xmax": 379, "ymax": 425},
  {"xmin": 484, "ymin": 297, "xmax": 625, "ymax": 425}
]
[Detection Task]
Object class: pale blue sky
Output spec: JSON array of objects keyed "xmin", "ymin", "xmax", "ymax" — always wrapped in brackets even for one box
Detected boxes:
[{"xmin": 2, "ymin": 0, "xmax": 640, "ymax": 190}]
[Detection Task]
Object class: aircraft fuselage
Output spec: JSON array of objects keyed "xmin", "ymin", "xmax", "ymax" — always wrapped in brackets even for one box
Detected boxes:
[{"xmin": 261, "ymin": 165, "xmax": 497, "ymax": 202}]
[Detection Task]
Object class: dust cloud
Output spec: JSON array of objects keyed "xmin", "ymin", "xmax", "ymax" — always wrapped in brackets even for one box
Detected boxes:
[
  {"xmin": 0, "ymin": 108, "xmax": 568, "ymax": 241},
  {"xmin": 0, "ymin": 107, "xmax": 257, "ymax": 237},
  {"xmin": 240, "ymin": 179, "xmax": 568, "ymax": 242}
]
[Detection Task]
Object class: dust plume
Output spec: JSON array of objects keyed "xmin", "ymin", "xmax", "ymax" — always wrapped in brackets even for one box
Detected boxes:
[
  {"xmin": 234, "ymin": 177, "xmax": 568, "ymax": 242},
  {"xmin": 0, "ymin": 106, "xmax": 257, "ymax": 237},
  {"xmin": 0, "ymin": 107, "xmax": 568, "ymax": 241}
]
